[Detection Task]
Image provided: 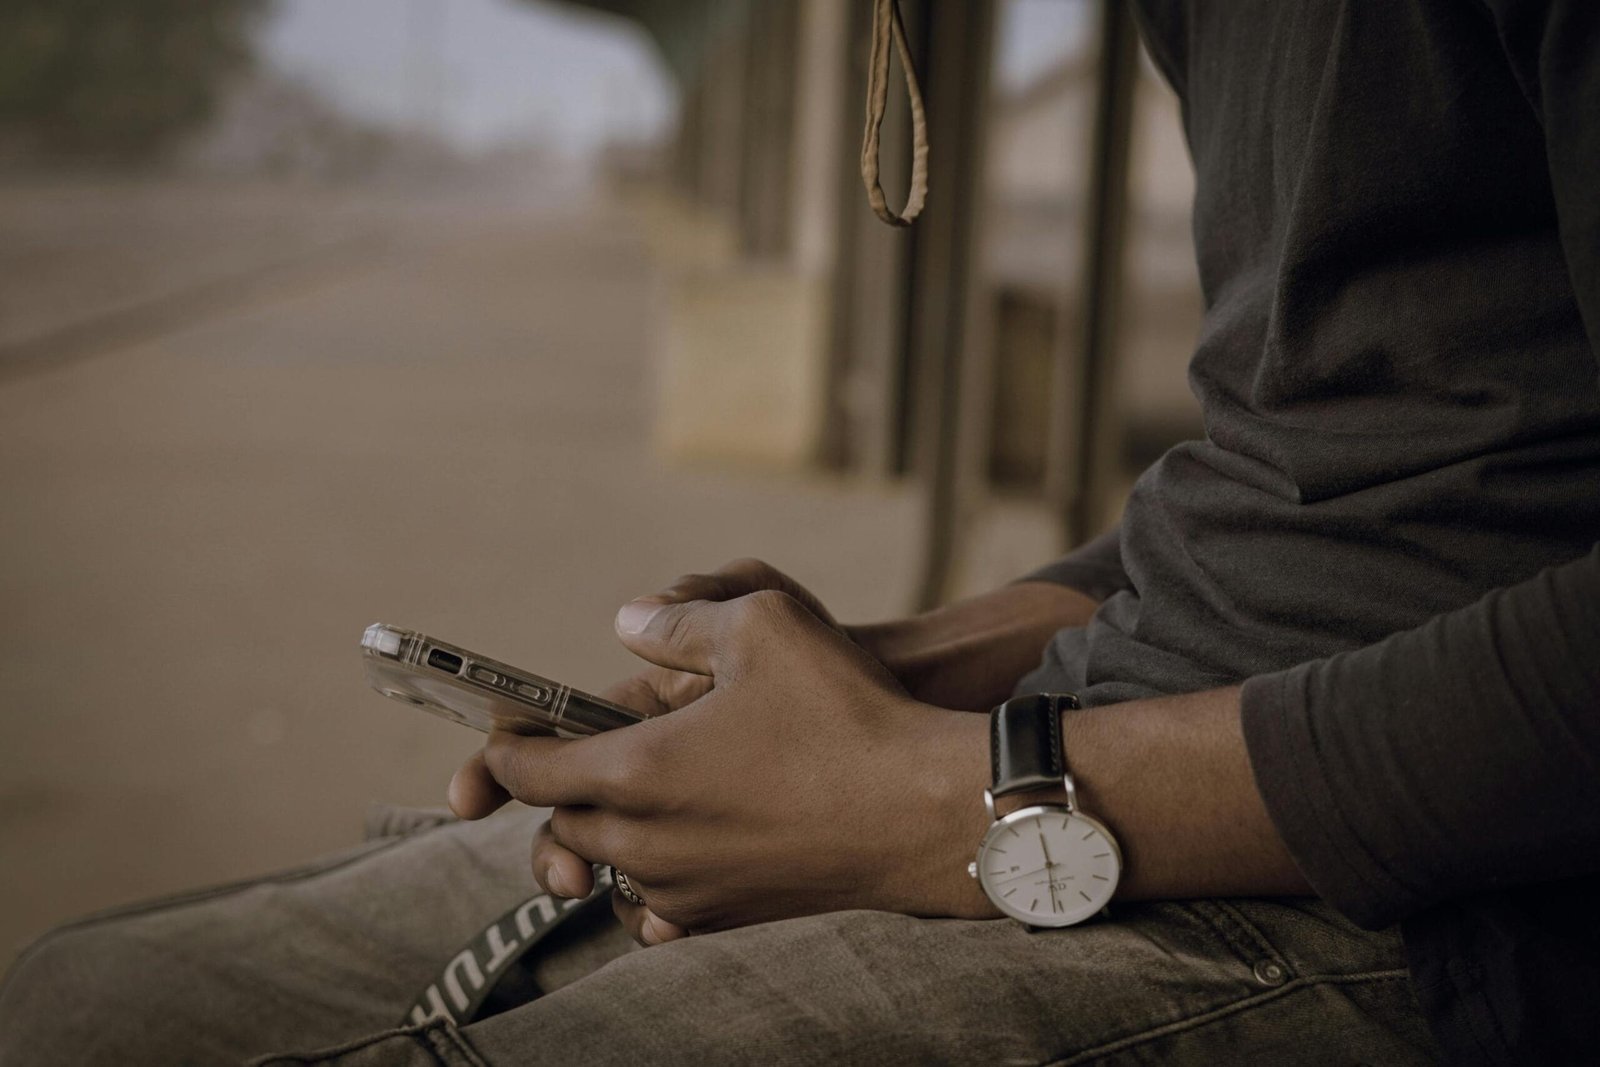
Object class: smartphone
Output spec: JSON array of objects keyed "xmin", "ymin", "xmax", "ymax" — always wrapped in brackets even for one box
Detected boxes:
[{"xmin": 361, "ymin": 623, "xmax": 644, "ymax": 737}]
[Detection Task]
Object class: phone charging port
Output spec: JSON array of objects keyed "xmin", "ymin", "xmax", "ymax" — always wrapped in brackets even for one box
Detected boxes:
[{"xmin": 426, "ymin": 648, "xmax": 464, "ymax": 674}]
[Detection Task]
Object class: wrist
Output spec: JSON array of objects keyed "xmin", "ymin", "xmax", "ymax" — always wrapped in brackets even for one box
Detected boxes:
[{"xmin": 871, "ymin": 702, "xmax": 997, "ymax": 919}]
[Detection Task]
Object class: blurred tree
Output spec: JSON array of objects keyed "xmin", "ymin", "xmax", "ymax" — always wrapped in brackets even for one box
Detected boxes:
[{"xmin": 0, "ymin": 0, "xmax": 270, "ymax": 165}]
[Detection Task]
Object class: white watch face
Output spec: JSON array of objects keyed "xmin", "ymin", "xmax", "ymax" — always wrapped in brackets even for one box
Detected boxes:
[{"xmin": 975, "ymin": 805, "xmax": 1121, "ymax": 926}]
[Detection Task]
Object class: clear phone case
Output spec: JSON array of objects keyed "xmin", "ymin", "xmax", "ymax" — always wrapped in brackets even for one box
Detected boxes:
[{"xmin": 361, "ymin": 623, "xmax": 642, "ymax": 737}]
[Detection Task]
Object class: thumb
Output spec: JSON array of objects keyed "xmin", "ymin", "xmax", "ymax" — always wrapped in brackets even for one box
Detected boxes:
[{"xmin": 614, "ymin": 596, "xmax": 726, "ymax": 676}]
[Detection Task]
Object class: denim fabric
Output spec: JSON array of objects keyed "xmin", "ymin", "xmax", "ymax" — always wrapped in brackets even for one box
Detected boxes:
[{"xmin": 0, "ymin": 807, "xmax": 1439, "ymax": 1066}]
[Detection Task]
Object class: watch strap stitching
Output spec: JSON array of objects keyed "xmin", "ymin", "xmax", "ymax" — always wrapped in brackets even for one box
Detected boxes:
[
  {"xmin": 1046, "ymin": 694, "xmax": 1064, "ymax": 779},
  {"xmin": 991, "ymin": 693, "xmax": 1077, "ymax": 796},
  {"xmin": 989, "ymin": 709, "xmax": 1001, "ymax": 788}
]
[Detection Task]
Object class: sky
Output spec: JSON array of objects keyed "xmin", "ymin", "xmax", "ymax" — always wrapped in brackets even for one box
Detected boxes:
[
  {"xmin": 256, "ymin": 0, "xmax": 1088, "ymax": 158},
  {"xmin": 257, "ymin": 0, "xmax": 677, "ymax": 157},
  {"xmin": 995, "ymin": 0, "xmax": 1095, "ymax": 94}
]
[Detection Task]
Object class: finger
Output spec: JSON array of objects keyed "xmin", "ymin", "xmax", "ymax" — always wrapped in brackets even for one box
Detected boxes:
[
  {"xmin": 613, "ymin": 597, "xmax": 727, "ymax": 675},
  {"xmin": 600, "ymin": 667, "xmax": 714, "ymax": 719},
  {"xmin": 649, "ymin": 568, "xmax": 754, "ymax": 606},
  {"xmin": 599, "ymin": 669, "xmax": 689, "ymax": 718},
  {"xmin": 653, "ymin": 559, "xmax": 839, "ymax": 630},
  {"xmin": 545, "ymin": 805, "xmax": 626, "ymax": 868},
  {"xmin": 448, "ymin": 750, "xmax": 511, "ymax": 820},
  {"xmin": 530, "ymin": 819, "xmax": 595, "ymax": 899},
  {"xmin": 615, "ymin": 589, "xmax": 822, "ymax": 678},
  {"xmin": 483, "ymin": 729, "xmax": 629, "ymax": 809},
  {"xmin": 716, "ymin": 558, "xmax": 840, "ymax": 630},
  {"xmin": 657, "ymin": 667, "xmax": 715, "ymax": 710},
  {"xmin": 612, "ymin": 893, "xmax": 688, "ymax": 947},
  {"xmin": 599, "ymin": 672, "xmax": 671, "ymax": 717}
]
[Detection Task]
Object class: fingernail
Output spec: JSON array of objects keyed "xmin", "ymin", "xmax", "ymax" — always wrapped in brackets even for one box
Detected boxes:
[
  {"xmin": 615, "ymin": 599, "xmax": 663, "ymax": 636},
  {"xmin": 546, "ymin": 867, "xmax": 574, "ymax": 898}
]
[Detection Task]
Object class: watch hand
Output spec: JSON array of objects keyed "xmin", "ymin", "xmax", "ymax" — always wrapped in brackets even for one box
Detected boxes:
[
  {"xmin": 1040, "ymin": 832, "xmax": 1060, "ymax": 913},
  {"xmin": 996, "ymin": 864, "xmax": 1048, "ymax": 884}
]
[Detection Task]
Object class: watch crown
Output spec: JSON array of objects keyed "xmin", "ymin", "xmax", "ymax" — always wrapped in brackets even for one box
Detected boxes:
[{"xmin": 967, "ymin": 861, "xmax": 978, "ymax": 879}]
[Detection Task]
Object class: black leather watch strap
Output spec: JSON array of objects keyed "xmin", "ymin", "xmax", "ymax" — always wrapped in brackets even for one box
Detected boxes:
[{"xmin": 990, "ymin": 693, "xmax": 1080, "ymax": 797}]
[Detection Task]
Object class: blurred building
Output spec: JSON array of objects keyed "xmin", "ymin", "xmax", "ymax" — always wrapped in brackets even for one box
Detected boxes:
[{"xmin": 563, "ymin": 0, "xmax": 1204, "ymax": 603}]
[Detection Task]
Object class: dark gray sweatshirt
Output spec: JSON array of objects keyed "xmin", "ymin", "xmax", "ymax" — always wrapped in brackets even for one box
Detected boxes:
[{"xmin": 1016, "ymin": 3, "xmax": 1600, "ymax": 1063}]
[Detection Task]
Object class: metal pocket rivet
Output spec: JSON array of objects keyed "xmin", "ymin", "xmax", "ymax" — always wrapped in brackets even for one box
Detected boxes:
[{"xmin": 1252, "ymin": 960, "xmax": 1287, "ymax": 986}]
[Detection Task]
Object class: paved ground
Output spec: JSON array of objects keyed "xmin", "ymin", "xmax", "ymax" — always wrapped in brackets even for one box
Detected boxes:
[
  {"xmin": 0, "ymin": 178, "xmax": 388, "ymax": 353},
  {"xmin": 0, "ymin": 177, "xmax": 918, "ymax": 962}
]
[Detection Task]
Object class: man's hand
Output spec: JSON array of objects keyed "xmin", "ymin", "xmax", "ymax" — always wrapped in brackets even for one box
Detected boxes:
[
  {"xmin": 451, "ymin": 558, "xmax": 846, "ymax": 943},
  {"xmin": 453, "ymin": 589, "xmax": 997, "ymax": 944}
]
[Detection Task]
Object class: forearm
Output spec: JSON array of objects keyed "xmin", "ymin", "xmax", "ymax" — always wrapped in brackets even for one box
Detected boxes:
[
  {"xmin": 1063, "ymin": 686, "xmax": 1311, "ymax": 900},
  {"xmin": 851, "ymin": 581, "xmax": 1099, "ymax": 711}
]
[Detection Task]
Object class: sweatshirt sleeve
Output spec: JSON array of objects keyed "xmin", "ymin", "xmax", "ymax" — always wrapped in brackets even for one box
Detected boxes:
[
  {"xmin": 1017, "ymin": 524, "xmax": 1132, "ymax": 604},
  {"xmin": 1241, "ymin": 0, "xmax": 1600, "ymax": 933},
  {"xmin": 1241, "ymin": 545, "xmax": 1600, "ymax": 930}
]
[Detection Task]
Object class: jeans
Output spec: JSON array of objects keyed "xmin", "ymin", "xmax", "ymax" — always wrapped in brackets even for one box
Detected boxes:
[{"xmin": 0, "ymin": 805, "xmax": 1440, "ymax": 1066}]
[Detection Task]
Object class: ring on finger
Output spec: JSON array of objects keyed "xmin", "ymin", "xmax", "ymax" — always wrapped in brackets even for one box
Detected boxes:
[{"xmin": 611, "ymin": 866, "xmax": 646, "ymax": 907}]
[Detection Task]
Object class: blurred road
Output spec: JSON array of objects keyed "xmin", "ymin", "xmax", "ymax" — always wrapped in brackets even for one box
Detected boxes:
[{"xmin": 0, "ymin": 178, "xmax": 917, "ymax": 962}]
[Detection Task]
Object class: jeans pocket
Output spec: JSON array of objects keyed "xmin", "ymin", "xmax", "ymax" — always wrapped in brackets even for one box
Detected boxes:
[{"xmin": 1203, "ymin": 897, "xmax": 1410, "ymax": 981}]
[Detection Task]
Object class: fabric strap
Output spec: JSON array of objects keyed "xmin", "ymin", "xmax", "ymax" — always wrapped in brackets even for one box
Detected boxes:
[
  {"xmin": 404, "ymin": 866, "xmax": 616, "ymax": 1028},
  {"xmin": 860, "ymin": 0, "xmax": 928, "ymax": 227}
]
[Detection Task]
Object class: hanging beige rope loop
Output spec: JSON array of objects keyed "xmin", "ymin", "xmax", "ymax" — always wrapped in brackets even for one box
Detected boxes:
[{"xmin": 860, "ymin": 0, "xmax": 928, "ymax": 227}]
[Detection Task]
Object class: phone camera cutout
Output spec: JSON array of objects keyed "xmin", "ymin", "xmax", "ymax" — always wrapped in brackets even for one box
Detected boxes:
[{"xmin": 426, "ymin": 648, "xmax": 464, "ymax": 674}]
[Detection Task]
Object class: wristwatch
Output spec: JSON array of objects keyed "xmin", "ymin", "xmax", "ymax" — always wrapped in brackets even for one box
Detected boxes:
[{"xmin": 967, "ymin": 693, "xmax": 1122, "ymax": 927}]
